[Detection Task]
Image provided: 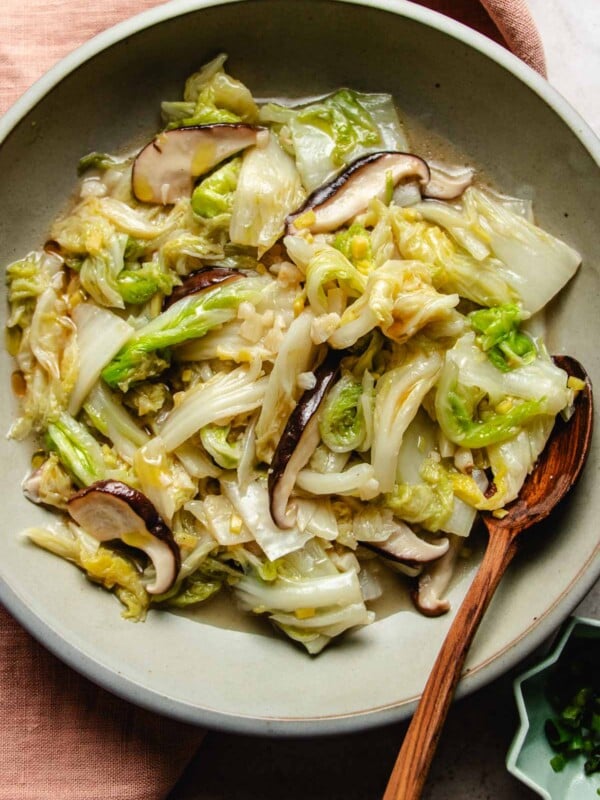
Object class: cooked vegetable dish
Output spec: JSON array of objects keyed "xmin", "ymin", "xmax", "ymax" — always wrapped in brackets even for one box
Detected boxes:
[{"xmin": 5, "ymin": 54, "xmax": 583, "ymax": 653}]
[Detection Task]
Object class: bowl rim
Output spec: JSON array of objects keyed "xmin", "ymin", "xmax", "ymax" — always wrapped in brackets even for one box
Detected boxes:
[
  {"xmin": 506, "ymin": 616, "xmax": 600, "ymax": 799},
  {"xmin": 0, "ymin": 0, "xmax": 599, "ymax": 736},
  {"xmin": 2, "ymin": 0, "xmax": 600, "ymax": 161}
]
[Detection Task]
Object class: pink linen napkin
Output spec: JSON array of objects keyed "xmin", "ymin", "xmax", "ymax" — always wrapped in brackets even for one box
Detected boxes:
[
  {"xmin": 482, "ymin": 0, "xmax": 546, "ymax": 73},
  {"xmin": 0, "ymin": 2, "xmax": 546, "ymax": 798},
  {"xmin": 0, "ymin": 606, "xmax": 201, "ymax": 800}
]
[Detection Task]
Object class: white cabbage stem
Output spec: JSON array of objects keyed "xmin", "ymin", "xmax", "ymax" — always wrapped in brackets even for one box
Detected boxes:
[
  {"xmin": 158, "ymin": 362, "xmax": 267, "ymax": 452},
  {"xmin": 371, "ymin": 352, "xmax": 443, "ymax": 493}
]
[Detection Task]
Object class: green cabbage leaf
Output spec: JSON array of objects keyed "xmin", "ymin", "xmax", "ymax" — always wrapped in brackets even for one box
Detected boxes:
[
  {"xmin": 7, "ymin": 258, "xmax": 79, "ymax": 439},
  {"xmin": 371, "ymin": 349, "xmax": 443, "ymax": 493},
  {"xmin": 154, "ymin": 568, "xmax": 222, "ymax": 608},
  {"xmin": 157, "ymin": 361, "xmax": 268, "ymax": 453},
  {"xmin": 435, "ymin": 332, "xmax": 570, "ymax": 448},
  {"xmin": 77, "ymin": 151, "xmax": 126, "ymax": 175},
  {"xmin": 328, "ymin": 260, "xmax": 460, "ymax": 349},
  {"xmin": 319, "ymin": 372, "xmax": 367, "ymax": 453},
  {"xmin": 162, "ymin": 53, "xmax": 258, "ymax": 128},
  {"xmin": 255, "ymin": 310, "xmax": 319, "ymax": 462},
  {"xmin": 191, "ymin": 158, "xmax": 241, "ymax": 218},
  {"xmin": 386, "ymin": 456, "xmax": 454, "ymax": 533},
  {"xmin": 101, "ymin": 275, "xmax": 268, "ymax": 391},
  {"xmin": 68, "ymin": 302, "xmax": 133, "ymax": 416},
  {"xmin": 463, "ymin": 188, "xmax": 581, "ymax": 314},
  {"xmin": 391, "ymin": 205, "xmax": 518, "ymax": 308},
  {"xmin": 199, "ymin": 423, "xmax": 242, "ymax": 468},
  {"xmin": 260, "ymin": 89, "xmax": 408, "ymax": 191},
  {"xmin": 468, "ymin": 303, "xmax": 536, "ymax": 372},
  {"xmin": 116, "ymin": 262, "xmax": 178, "ymax": 305},
  {"xmin": 84, "ymin": 381, "xmax": 149, "ymax": 464},
  {"xmin": 46, "ymin": 412, "xmax": 107, "ymax": 487},
  {"xmin": 409, "ymin": 190, "xmax": 581, "ymax": 314},
  {"xmin": 305, "ymin": 245, "xmax": 367, "ymax": 316},
  {"xmin": 333, "ymin": 222, "xmax": 373, "ymax": 272},
  {"xmin": 229, "ymin": 135, "xmax": 305, "ymax": 255}
]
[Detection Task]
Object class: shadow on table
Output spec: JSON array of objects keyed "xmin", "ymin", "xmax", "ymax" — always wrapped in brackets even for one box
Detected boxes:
[{"xmin": 167, "ymin": 673, "xmax": 536, "ymax": 800}]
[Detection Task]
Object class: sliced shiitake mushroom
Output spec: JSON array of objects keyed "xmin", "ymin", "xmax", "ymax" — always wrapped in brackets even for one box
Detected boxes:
[
  {"xmin": 67, "ymin": 480, "xmax": 180, "ymax": 594},
  {"xmin": 424, "ymin": 163, "xmax": 475, "ymax": 200},
  {"xmin": 285, "ymin": 151, "xmax": 475, "ymax": 236},
  {"xmin": 268, "ymin": 350, "xmax": 343, "ymax": 529},
  {"xmin": 286, "ymin": 152, "xmax": 431, "ymax": 235},
  {"xmin": 411, "ymin": 533, "xmax": 463, "ymax": 617},
  {"xmin": 163, "ymin": 266, "xmax": 243, "ymax": 309},
  {"xmin": 132, "ymin": 123, "xmax": 269, "ymax": 204},
  {"xmin": 362, "ymin": 522, "xmax": 449, "ymax": 564}
]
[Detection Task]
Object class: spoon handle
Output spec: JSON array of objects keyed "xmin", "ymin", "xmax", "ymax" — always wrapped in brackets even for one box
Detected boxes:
[{"xmin": 383, "ymin": 527, "xmax": 518, "ymax": 800}]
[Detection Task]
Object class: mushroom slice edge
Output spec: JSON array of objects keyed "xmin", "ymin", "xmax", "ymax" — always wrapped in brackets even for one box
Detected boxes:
[
  {"xmin": 132, "ymin": 123, "xmax": 269, "ymax": 204},
  {"xmin": 268, "ymin": 350, "xmax": 343, "ymax": 529},
  {"xmin": 285, "ymin": 151, "xmax": 431, "ymax": 234},
  {"xmin": 67, "ymin": 479, "xmax": 181, "ymax": 595}
]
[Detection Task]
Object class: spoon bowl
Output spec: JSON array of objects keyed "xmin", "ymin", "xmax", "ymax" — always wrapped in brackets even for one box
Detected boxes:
[{"xmin": 383, "ymin": 355, "xmax": 593, "ymax": 800}]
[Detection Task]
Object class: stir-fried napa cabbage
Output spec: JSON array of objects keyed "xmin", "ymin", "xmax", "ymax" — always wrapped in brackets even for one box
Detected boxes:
[
  {"xmin": 5, "ymin": 54, "xmax": 583, "ymax": 654},
  {"xmin": 259, "ymin": 88, "xmax": 409, "ymax": 191}
]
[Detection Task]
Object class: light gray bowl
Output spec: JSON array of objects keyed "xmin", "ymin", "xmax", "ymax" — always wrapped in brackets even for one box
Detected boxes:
[{"xmin": 0, "ymin": 0, "xmax": 598, "ymax": 736}]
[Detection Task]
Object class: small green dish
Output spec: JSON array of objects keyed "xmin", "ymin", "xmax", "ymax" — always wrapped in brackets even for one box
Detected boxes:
[{"xmin": 507, "ymin": 616, "xmax": 600, "ymax": 799}]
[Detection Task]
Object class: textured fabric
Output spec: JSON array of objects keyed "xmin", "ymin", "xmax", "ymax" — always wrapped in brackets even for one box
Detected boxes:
[
  {"xmin": 0, "ymin": 1, "xmax": 545, "ymax": 798},
  {"xmin": 481, "ymin": 0, "xmax": 546, "ymax": 73},
  {"xmin": 0, "ymin": 605, "xmax": 204, "ymax": 800},
  {"xmin": 413, "ymin": 0, "xmax": 546, "ymax": 74},
  {"xmin": 0, "ymin": 0, "xmax": 166, "ymax": 114}
]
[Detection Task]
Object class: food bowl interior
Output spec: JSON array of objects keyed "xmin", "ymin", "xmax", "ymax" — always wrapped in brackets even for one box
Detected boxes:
[{"xmin": 0, "ymin": 0, "xmax": 598, "ymax": 735}]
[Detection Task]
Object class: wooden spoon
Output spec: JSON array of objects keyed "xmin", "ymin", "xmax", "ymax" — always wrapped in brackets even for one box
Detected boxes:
[{"xmin": 383, "ymin": 355, "xmax": 593, "ymax": 800}]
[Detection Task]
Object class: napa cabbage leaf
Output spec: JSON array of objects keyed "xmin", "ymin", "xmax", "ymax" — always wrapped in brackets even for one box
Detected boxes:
[
  {"xmin": 101, "ymin": 275, "xmax": 268, "ymax": 391},
  {"xmin": 199, "ymin": 423, "xmax": 242, "ymax": 468},
  {"xmin": 468, "ymin": 303, "xmax": 536, "ymax": 372},
  {"xmin": 191, "ymin": 158, "xmax": 242, "ymax": 218},
  {"xmin": 229, "ymin": 135, "xmax": 305, "ymax": 255},
  {"xmin": 386, "ymin": 457, "xmax": 454, "ymax": 533},
  {"xmin": 319, "ymin": 372, "xmax": 367, "ymax": 453},
  {"xmin": 260, "ymin": 89, "xmax": 408, "ymax": 191},
  {"xmin": 162, "ymin": 53, "xmax": 258, "ymax": 127},
  {"xmin": 232, "ymin": 538, "xmax": 373, "ymax": 654},
  {"xmin": 435, "ymin": 333, "xmax": 570, "ymax": 449}
]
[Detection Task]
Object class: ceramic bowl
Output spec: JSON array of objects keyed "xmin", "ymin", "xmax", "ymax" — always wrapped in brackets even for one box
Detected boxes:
[
  {"xmin": 508, "ymin": 616, "xmax": 600, "ymax": 799},
  {"xmin": 0, "ymin": 0, "xmax": 599, "ymax": 735}
]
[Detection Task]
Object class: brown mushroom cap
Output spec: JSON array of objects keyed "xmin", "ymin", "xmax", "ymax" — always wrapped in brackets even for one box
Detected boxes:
[
  {"xmin": 163, "ymin": 266, "xmax": 243, "ymax": 309},
  {"xmin": 268, "ymin": 350, "xmax": 343, "ymax": 529},
  {"xmin": 132, "ymin": 124, "xmax": 269, "ymax": 204},
  {"xmin": 411, "ymin": 533, "xmax": 462, "ymax": 617},
  {"xmin": 362, "ymin": 523, "xmax": 449, "ymax": 565},
  {"xmin": 285, "ymin": 151, "xmax": 431, "ymax": 234},
  {"xmin": 68, "ymin": 480, "xmax": 181, "ymax": 594}
]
